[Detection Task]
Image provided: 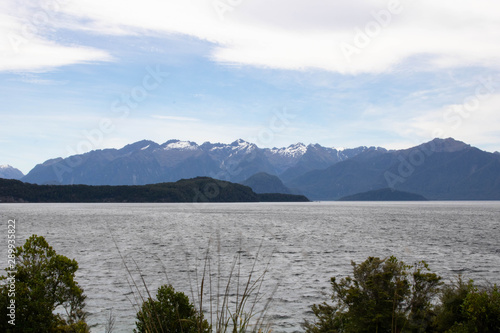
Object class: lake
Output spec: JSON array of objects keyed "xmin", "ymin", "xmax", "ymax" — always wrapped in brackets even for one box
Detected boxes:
[{"xmin": 1, "ymin": 202, "xmax": 499, "ymax": 332}]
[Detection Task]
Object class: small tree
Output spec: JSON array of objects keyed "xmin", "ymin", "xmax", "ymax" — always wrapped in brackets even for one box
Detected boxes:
[
  {"xmin": 433, "ymin": 276, "xmax": 470, "ymax": 332},
  {"xmin": 0, "ymin": 234, "xmax": 88, "ymax": 332},
  {"xmin": 135, "ymin": 284, "xmax": 210, "ymax": 333},
  {"xmin": 304, "ymin": 256, "xmax": 442, "ymax": 333},
  {"xmin": 434, "ymin": 278, "xmax": 500, "ymax": 332},
  {"xmin": 407, "ymin": 261, "xmax": 443, "ymax": 331},
  {"xmin": 461, "ymin": 283, "xmax": 500, "ymax": 332}
]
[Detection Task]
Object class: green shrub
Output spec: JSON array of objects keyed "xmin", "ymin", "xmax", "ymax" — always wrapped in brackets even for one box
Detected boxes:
[
  {"xmin": 0, "ymin": 234, "xmax": 88, "ymax": 332},
  {"xmin": 134, "ymin": 284, "xmax": 210, "ymax": 333},
  {"xmin": 434, "ymin": 278, "xmax": 500, "ymax": 332},
  {"xmin": 304, "ymin": 256, "xmax": 442, "ymax": 333},
  {"xmin": 433, "ymin": 277, "xmax": 470, "ymax": 332},
  {"xmin": 462, "ymin": 283, "xmax": 500, "ymax": 332}
]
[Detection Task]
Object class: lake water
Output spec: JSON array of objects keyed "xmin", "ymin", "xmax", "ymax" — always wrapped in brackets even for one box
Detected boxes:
[{"xmin": 1, "ymin": 202, "xmax": 499, "ymax": 332}]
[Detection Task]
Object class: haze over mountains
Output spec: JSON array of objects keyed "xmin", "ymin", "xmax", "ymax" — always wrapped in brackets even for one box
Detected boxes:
[{"xmin": 8, "ymin": 138, "xmax": 500, "ymax": 200}]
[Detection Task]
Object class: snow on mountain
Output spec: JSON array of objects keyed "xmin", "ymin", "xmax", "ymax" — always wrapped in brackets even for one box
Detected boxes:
[
  {"xmin": 21, "ymin": 138, "xmax": 384, "ymax": 185},
  {"xmin": 208, "ymin": 145, "xmax": 226, "ymax": 151},
  {"xmin": 230, "ymin": 139, "xmax": 256, "ymax": 152},
  {"xmin": 162, "ymin": 140, "xmax": 199, "ymax": 150},
  {"xmin": 270, "ymin": 143, "xmax": 307, "ymax": 158},
  {"xmin": 130, "ymin": 139, "xmax": 353, "ymax": 159},
  {"xmin": 0, "ymin": 165, "xmax": 24, "ymax": 180}
]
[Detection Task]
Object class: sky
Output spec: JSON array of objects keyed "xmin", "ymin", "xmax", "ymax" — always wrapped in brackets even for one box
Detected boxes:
[{"xmin": 1, "ymin": 0, "xmax": 500, "ymax": 174}]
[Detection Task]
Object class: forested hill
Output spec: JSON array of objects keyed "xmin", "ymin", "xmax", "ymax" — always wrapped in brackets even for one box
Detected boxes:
[
  {"xmin": 338, "ymin": 188, "xmax": 428, "ymax": 201},
  {"xmin": 0, "ymin": 177, "xmax": 309, "ymax": 203}
]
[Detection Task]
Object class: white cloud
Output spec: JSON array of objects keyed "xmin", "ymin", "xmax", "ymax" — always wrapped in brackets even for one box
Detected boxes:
[
  {"xmin": 0, "ymin": 1, "xmax": 112, "ymax": 72},
  {"xmin": 37, "ymin": 0, "xmax": 500, "ymax": 74},
  {"xmin": 3, "ymin": 0, "xmax": 500, "ymax": 74},
  {"xmin": 392, "ymin": 91, "xmax": 500, "ymax": 151}
]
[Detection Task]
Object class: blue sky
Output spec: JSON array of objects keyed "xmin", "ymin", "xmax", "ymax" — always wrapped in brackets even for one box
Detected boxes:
[{"xmin": 2, "ymin": 0, "xmax": 500, "ymax": 174}]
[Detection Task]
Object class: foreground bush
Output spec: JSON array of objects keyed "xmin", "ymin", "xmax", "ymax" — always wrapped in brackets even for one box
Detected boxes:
[
  {"xmin": 305, "ymin": 256, "xmax": 500, "ymax": 333},
  {"xmin": 134, "ymin": 284, "xmax": 210, "ymax": 333},
  {"xmin": 304, "ymin": 256, "xmax": 442, "ymax": 333},
  {"xmin": 0, "ymin": 235, "xmax": 88, "ymax": 332},
  {"xmin": 435, "ymin": 277, "xmax": 500, "ymax": 332}
]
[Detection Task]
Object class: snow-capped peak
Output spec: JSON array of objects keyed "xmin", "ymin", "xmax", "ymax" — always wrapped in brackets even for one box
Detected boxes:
[
  {"xmin": 231, "ymin": 139, "xmax": 250, "ymax": 146},
  {"xmin": 163, "ymin": 140, "xmax": 199, "ymax": 150},
  {"xmin": 271, "ymin": 143, "xmax": 307, "ymax": 158},
  {"xmin": 230, "ymin": 139, "xmax": 256, "ymax": 152},
  {"xmin": 0, "ymin": 165, "xmax": 24, "ymax": 180}
]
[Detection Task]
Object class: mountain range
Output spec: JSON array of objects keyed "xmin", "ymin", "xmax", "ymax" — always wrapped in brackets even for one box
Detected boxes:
[
  {"xmin": 7, "ymin": 137, "xmax": 500, "ymax": 200},
  {"xmin": 287, "ymin": 138, "xmax": 500, "ymax": 200},
  {"xmin": 21, "ymin": 139, "xmax": 377, "ymax": 186}
]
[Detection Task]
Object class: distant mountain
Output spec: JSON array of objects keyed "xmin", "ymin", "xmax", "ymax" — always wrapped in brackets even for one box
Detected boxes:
[
  {"xmin": 0, "ymin": 177, "xmax": 309, "ymax": 203},
  {"xmin": 240, "ymin": 172, "xmax": 293, "ymax": 194},
  {"xmin": 0, "ymin": 165, "xmax": 24, "ymax": 180},
  {"xmin": 22, "ymin": 139, "xmax": 375, "ymax": 186},
  {"xmin": 19, "ymin": 137, "xmax": 500, "ymax": 200},
  {"xmin": 287, "ymin": 138, "xmax": 500, "ymax": 200},
  {"xmin": 278, "ymin": 144, "xmax": 382, "ymax": 182},
  {"xmin": 338, "ymin": 188, "xmax": 427, "ymax": 201}
]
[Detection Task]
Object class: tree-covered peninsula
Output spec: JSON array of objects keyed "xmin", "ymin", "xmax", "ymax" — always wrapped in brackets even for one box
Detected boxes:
[{"xmin": 0, "ymin": 177, "xmax": 309, "ymax": 203}]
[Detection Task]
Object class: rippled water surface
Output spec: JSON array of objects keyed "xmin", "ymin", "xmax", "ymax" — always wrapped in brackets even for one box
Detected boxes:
[{"xmin": 1, "ymin": 202, "xmax": 499, "ymax": 332}]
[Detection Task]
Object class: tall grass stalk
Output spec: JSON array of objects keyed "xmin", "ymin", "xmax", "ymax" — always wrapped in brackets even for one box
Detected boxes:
[
  {"xmin": 104, "ymin": 309, "xmax": 116, "ymax": 333},
  {"xmin": 111, "ymin": 228, "xmax": 276, "ymax": 333},
  {"xmin": 110, "ymin": 233, "xmax": 163, "ymax": 333},
  {"xmin": 194, "ymin": 232, "xmax": 276, "ymax": 333}
]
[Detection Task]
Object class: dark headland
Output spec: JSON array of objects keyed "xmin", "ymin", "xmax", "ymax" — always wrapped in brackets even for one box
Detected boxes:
[
  {"xmin": 0, "ymin": 177, "xmax": 309, "ymax": 203},
  {"xmin": 338, "ymin": 188, "xmax": 428, "ymax": 201}
]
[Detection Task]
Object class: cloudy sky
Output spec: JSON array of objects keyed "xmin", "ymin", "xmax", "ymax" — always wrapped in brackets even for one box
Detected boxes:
[{"xmin": 1, "ymin": 0, "xmax": 500, "ymax": 173}]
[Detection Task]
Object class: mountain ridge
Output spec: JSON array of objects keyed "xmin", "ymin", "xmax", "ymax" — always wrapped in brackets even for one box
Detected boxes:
[
  {"xmin": 21, "ymin": 139, "xmax": 380, "ymax": 186},
  {"xmin": 14, "ymin": 137, "xmax": 500, "ymax": 200},
  {"xmin": 286, "ymin": 138, "xmax": 500, "ymax": 200}
]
